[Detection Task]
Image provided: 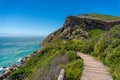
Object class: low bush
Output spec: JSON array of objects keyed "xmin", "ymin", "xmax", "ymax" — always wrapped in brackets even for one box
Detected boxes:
[{"xmin": 66, "ymin": 59, "xmax": 83, "ymax": 80}]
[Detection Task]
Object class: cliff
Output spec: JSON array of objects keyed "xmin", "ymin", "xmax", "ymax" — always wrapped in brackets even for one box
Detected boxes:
[{"xmin": 41, "ymin": 14, "xmax": 120, "ymax": 47}]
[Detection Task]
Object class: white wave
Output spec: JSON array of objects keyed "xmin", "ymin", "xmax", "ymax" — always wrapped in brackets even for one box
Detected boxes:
[
  {"xmin": 18, "ymin": 58, "xmax": 22, "ymax": 62},
  {"xmin": 0, "ymin": 68, "xmax": 2, "ymax": 70},
  {"xmin": 6, "ymin": 67, "xmax": 9, "ymax": 70}
]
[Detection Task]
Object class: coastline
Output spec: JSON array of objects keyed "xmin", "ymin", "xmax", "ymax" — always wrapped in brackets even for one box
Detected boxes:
[{"xmin": 0, "ymin": 50, "xmax": 39, "ymax": 79}]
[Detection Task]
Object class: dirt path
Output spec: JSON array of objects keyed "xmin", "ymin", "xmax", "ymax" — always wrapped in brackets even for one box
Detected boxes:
[{"xmin": 77, "ymin": 52, "xmax": 113, "ymax": 80}]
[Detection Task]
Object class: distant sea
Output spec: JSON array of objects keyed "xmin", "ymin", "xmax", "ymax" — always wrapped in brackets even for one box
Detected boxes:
[{"xmin": 0, "ymin": 36, "xmax": 45, "ymax": 71}]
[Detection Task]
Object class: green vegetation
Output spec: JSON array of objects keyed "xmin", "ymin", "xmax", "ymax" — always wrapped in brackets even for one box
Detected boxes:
[
  {"xmin": 65, "ymin": 59, "xmax": 83, "ymax": 80},
  {"xmin": 87, "ymin": 29, "xmax": 105, "ymax": 38},
  {"xmin": 9, "ymin": 32, "xmax": 83, "ymax": 80},
  {"xmin": 88, "ymin": 14, "xmax": 120, "ymax": 21},
  {"xmin": 81, "ymin": 25, "xmax": 120, "ymax": 80},
  {"xmin": 77, "ymin": 14, "xmax": 120, "ymax": 21},
  {"xmin": 65, "ymin": 39, "xmax": 83, "ymax": 51},
  {"xmin": 64, "ymin": 25, "xmax": 120, "ymax": 80},
  {"xmin": 9, "ymin": 14, "xmax": 120, "ymax": 80}
]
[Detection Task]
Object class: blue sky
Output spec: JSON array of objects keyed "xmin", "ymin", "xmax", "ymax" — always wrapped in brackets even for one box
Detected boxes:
[{"xmin": 0, "ymin": 0, "xmax": 120, "ymax": 36}]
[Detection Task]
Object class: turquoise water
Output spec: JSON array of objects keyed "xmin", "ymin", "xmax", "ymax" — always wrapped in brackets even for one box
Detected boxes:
[{"xmin": 0, "ymin": 36, "xmax": 44, "ymax": 69}]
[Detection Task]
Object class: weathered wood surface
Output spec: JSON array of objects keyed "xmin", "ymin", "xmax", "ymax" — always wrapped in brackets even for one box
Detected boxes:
[{"xmin": 78, "ymin": 52, "xmax": 113, "ymax": 80}]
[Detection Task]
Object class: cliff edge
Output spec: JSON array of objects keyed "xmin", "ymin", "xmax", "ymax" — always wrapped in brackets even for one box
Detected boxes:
[{"xmin": 41, "ymin": 14, "xmax": 120, "ymax": 47}]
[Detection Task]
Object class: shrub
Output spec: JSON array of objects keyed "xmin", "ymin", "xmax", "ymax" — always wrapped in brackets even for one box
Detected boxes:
[
  {"xmin": 66, "ymin": 59, "xmax": 83, "ymax": 80},
  {"xmin": 66, "ymin": 50, "xmax": 76, "ymax": 62},
  {"xmin": 65, "ymin": 39, "xmax": 83, "ymax": 51}
]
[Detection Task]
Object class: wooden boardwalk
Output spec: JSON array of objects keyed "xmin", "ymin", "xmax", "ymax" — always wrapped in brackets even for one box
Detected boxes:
[{"xmin": 77, "ymin": 52, "xmax": 113, "ymax": 80}]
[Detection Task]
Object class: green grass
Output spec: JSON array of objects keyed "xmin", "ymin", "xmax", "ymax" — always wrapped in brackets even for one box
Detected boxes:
[
  {"xmin": 66, "ymin": 24, "xmax": 120, "ymax": 80},
  {"xmin": 81, "ymin": 25, "xmax": 120, "ymax": 80},
  {"xmin": 87, "ymin": 29, "xmax": 105, "ymax": 39},
  {"xmin": 10, "ymin": 47, "xmax": 57, "ymax": 80},
  {"xmin": 88, "ymin": 14, "xmax": 120, "ymax": 21},
  {"xmin": 64, "ymin": 39, "xmax": 83, "ymax": 51},
  {"xmin": 9, "ymin": 34, "xmax": 83, "ymax": 80},
  {"xmin": 77, "ymin": 14, "xmax": 120, "ymax": 21},
  {"xmin": 9, "ymin": 15, "xmax": 120, "ymax": 80},
  {"xmin": 65, "ymin": 59, "xmax": 83, "ymax": 80}
]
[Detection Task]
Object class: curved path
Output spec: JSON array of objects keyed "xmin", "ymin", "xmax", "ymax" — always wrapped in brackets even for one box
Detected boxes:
[{"xmin": 77, "ymin": 52, "xmax": 113, "ymax": 80}]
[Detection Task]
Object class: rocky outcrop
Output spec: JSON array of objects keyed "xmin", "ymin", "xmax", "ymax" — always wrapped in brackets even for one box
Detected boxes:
[
  {"xmin": 0, "ymin": 68, "xmax": 12, "ymax": 80},
  {"xmin": 40, "ymin": 15, "xmax": 120, "ymax": 47},
  {"xmin": 63, "ymin": 15, "xmax": 120, "ymax": 30},
  {"xmin": 36, "ymin": 54, "xmax": 69, "ymax": 80}
]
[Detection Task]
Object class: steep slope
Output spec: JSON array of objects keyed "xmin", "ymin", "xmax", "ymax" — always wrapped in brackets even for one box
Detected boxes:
[
  {"xmin": 7, "ymin": 14, "xmax": 120, "ymax": 80},
  {"xmin": 41, "ymin": 14, "xmax": 120, "ymax": 47}
]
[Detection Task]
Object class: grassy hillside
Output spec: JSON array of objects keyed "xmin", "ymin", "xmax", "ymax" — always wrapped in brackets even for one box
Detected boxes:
[
  {"xmin": 81, "ymin": 25, "xmax": 120, "ymax": 80},
  {"xmin": 9, "ymin": 32, "xmax": 83, "ymax": 80},
  {"xmin": 8, "ymin": 14, "xmax": 120, "ymax": 80}
]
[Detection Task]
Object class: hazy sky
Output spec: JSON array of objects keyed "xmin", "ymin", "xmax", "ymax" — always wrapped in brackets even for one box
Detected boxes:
[{"xmin": 0, "ymin": 0, "xmax": 120, "ymax": 36}]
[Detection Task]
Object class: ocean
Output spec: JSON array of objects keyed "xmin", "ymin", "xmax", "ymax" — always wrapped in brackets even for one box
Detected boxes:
[{"xmin": 0, "ymin": 36, "xmax": 44, "ymax": 71}]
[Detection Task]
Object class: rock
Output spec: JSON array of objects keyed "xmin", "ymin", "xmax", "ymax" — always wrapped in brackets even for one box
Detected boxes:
[
  {"xmin": 0, "ymin": 70, "xmax": 5, "ymax": 74},
  {"xmin": 9, "ymin": 64, "xmax": 19, "ymax": 71},
  {"xmin": 0, "ymin": 69, "xmax": 12, "ymax": 80},
  {"xmin": 72, "ymin": 30, "xmax": 76, "ymax": 35},
  {"xmin": 2, "ymin": 67, "xmax": 7, "ymax": 69},
  {"xmin": 3, "ymin": 79, "xmax": 7, "ymax": 80},
  {"xmin": 72, "ymin": 29, "xmax": 80, "ymax": 35},
  {"xmin": 20, "ymin": 56, "xmax": 30, "ymax": 64},
  {"xmin": 61, "ymin": 28, "xmax": 70, "ymax": 36},
  {"xmin": 40, "ymin": 33, "xmax": 54, "ymax": 47},
  {"xmin": 66, "ymin": 33, "xmax": 71, "ymax": 38},
  {"xmin": 76, "ymin": 53, "xmax": 81, "ymax": 59},
  {"xmin": 58, "ymin": 69, "xmax": 66, "ymax": 80},
  {"xmin": 40, "ymin": 15, "xmax": 120, "ymax": 46},
  {"xmin": 68, "ymin": 35, "xmax": 74, "ymax": 40},
  {"xmin": 0, "ymin": 74, "xmax": 3, "ymax": 80},
  {"xmin": 3, "ymin": 69, "xmax": 11, "ymax": 78},
  {"xmin": 64, "ymin": 16, "xmax": 120, "ymax": 30},
  {"xmin": 61, "ymin": 27, "xmax": 74, "ymax": 39},
  {"xmin": 40, "ymin": 42, "xmax": 45, "ymax": 47}
]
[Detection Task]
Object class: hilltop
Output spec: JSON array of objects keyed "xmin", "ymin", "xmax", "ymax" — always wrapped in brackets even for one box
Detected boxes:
[
  {"xmin": 1, "ymin": 14, "xmax": 120, "ymax": 80},
  {"xmin": 78, "ymin": 14, "xmax": 120, "ymax": 21}
]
